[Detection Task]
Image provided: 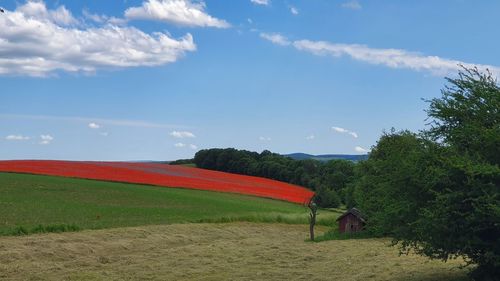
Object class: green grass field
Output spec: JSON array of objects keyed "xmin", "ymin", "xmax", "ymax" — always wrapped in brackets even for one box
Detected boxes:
[
  {"xmin": 0, "ymin": 172, "xmax": 340, "ymax": 235},
  {"xmin": 0, "ymin": 173, "xmax": 468, "ymax": 280}
]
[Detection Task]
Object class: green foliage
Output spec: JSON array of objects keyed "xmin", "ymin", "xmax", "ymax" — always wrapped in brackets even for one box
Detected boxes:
[
  {"xmin": 312, "ymin": 228, "xmax": 375, "ymax": 242},
  {"xmin": 0, "ymin": 173, "xmax": 316, "ymax": 236},
  {"xmin": 315, "ymin": 187, "xmax": 341, "ymax": 208},
  {"xmin": 169, "ymin": 159, "xmax": 195, "ymax": 165},
  {"xmin": 355, "ymin": 67, "xmax": 500, "ymax": 280},
  {"xmin": 416, "ymin": 68, "xmax": 500, "ymax": 280},
  {"xmin": 195, "ymin": 210, "xmax": 340, "ymax": 226},
  {"xmin": 354, "ymin": 130, "xmax": 443, "ymax": 236},
  {"xmin": 12, "ymin": 226, "xmax": 29, "ymax": 236},
  {"xmin": 12, "ymin": 224, "xmax": 81, "ymax": 236},
  {"xmin": 426, "ymin": 67, "xmax": 500, "ymax": 165},
  {"xmin": 193, "ymin": 148, "xmax": 358, "ymax": 207}
]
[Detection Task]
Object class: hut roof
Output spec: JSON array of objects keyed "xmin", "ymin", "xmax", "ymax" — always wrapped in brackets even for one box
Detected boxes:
[{"xmin": 336, "ymin": 208, "xmax": 366, "ymax": 222}]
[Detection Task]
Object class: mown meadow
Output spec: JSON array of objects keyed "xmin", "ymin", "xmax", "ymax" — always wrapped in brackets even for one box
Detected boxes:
[{"xmin": 0, "ymin": 172, "xmax": 469, "ymax": 280}]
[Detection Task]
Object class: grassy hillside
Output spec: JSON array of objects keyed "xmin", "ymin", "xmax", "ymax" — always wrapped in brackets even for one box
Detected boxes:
[{"xmin": 0, "ymin": 173, "xmax": 339, "ymax": 235}]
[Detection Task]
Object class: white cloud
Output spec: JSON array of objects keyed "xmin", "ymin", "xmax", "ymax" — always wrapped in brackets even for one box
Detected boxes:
[
  {"xmin": 174, "ymin": 142, "xmax": 197, "ymax": 149},
  {"xmin": 259, "ymin": 31, "xmax": 500, "ymax": 77},
  {"xmin": 341, "ymin": 0, "xmax": 362, "ymax": 10},
  {"xmin": 332, "ymin": 126, "xmax": 358, "ymax": 138},
  {"xmin": 260, "ymin": 33, "xmax": 290, "ymax": 46},
  {"xmin": 17, "ymin": 1, "xmax": 79, "ymax": 26},
  {"xmin": 100, "ymin": 132, "xmax": 109, "ymax": 137},
  {"xmin": 348, "ymin": 132, "xmax": 358, "ymax": 138},
  {"xmin": 306, "ymin": 135, "xmax": 315, "ymax": 140},
  {"xmin": 332, "ymin": 126, "xmax": 348, "ymax": 134},
  {"xmin": 174, "ymin": 142, "xmax": 186, "ymax": 147},
  {"xmin": 82, "ymin": 9, "xmax": 108, "ymax": 24},
  {"xmin": 40, "ymin": 134, "xmax": 54, "ymax": 145},
  {"xmin": 251, "ymin": 0, "xmax": 269, "ymax": 6},
  {"xmin": 125, "ymin": 0, "xmax": 230, "ymax": 28},
  {"xmin": 170, "ymin": 130, "xmax": 195, "ymax": 138},
  {"xmin": 293, "ymin": 39, "xmax": 500, "ymax": 77},
  {"xmin": 355, "ymin": 146, "xmax": 369, "ymax": 153},
  {"xmin": 0, "ymin": 1, "xmax": 196, "ymax": 77},
  {"xmin": 290, "ymin": 6, "xmax": 299, "ymax": 15},
  {"xmin": 88, "ymin": 122, "xmax": 101, "ymax": 129},
  {"xmin": 259, "ymin": 136, "xmax": 271, "ymax": 141},
  {"xmin": 5, "ymin": 135, "xmax": 30, "ymax": 141},
  {"xmin": 247, "ymin": 18, "xmax": 253, "ymax": 24}
]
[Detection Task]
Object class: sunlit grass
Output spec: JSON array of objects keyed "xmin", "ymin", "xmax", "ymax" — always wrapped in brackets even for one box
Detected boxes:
[{"xmin": 0, "ymin": 172, "xmax": 331, "ymax": 235}]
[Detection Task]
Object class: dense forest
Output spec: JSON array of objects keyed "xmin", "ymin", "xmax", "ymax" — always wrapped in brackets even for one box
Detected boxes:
[{"xmin": 181, "ymin": 148, "xmax": 358, "ymax": 208}]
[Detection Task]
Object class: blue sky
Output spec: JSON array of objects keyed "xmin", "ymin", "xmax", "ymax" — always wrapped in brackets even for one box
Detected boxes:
[{"xmin": 1, "ymin": 0, "xmax": 499, "ymax": 161}]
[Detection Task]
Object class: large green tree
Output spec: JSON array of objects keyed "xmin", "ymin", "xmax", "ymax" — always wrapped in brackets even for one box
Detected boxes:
[
  {"xmin": 356, "ymin": 67, "xmax": 500, "ymax": 280},
  {"xmin": 354, "ymin": 130, "xmax": 437, "ymax": 234},
  {"xmin": 416, "ymin": 68, "xmax": 500, "ymax": 280}
]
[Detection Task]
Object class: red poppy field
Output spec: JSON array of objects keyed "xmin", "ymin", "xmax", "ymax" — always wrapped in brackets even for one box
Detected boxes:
[{"xmin": 0, "ymin": 160, "xmax": 314, "ymax": 204}]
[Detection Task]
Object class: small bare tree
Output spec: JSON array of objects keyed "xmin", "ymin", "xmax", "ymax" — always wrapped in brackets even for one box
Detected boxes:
[{"xmin": 308, "ymin": 199, "xmax": 318, "ymax": 241}]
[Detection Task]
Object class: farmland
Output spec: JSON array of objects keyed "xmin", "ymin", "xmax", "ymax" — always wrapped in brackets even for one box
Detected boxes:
[
  {"xmin": 0, "ymin": 173, "xmax": 337, "ymax": 236},
  {"xmin": 0, "ymin": 223, "xmax": 468, "ymax": 281},
  {"xmin": 0, "ymin": 172, "xmax": 469, "ymax": 280},
  {"xmin": 0, "ymin": 160, "xmax": 314, "ymax": 204}
]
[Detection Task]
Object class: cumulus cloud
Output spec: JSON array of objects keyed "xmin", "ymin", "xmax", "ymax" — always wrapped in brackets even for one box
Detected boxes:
[
  {"xmin": 332, "ymin": 126, "xmax": 348, "ymax": 134},
  {"xmin": 355, "ymin": 146, "xmax": 369, "ymax": 153},
  {"xmin": 259, "ymin": 32, "xmax": 500, "ymax": 77},
  {"xmin": 5, "ymin": 135, "xmax": 30, "ymax": 141},
  {"xmin": 348, "ymin": 132, "xmax": 358, "ymax": 138},
  {"xmin": 125, "ymin": 0, "xmax": 230, "ymax": 28},
  {"xmin": 174, "ymin": 142, "xmax": 197, "ymax": 149},
  {"xmin": 40, "ymin": 134, "xmax": 54, "ymax": 145},
  {"xmin": 259, "ymin": 136, "xmax": 271, "ymax": 141},
  {"xmin": 260, "ymin": 33, "xmax": 290, "ymax": 46},
  {"xmin": 170, "ymin": 130, "xmax": 195, "ymax": 138},
  {"xmin": 82, "ymin": 9, "xmax": 108, "ymax": 24},
  {"xmin": 174, "ymin": 142, "xmax": 186, "ymax": 147},
  {"xmin": 332, "ymin": 126, "xmax": 358, "ymax": 138},
  {"xmin": 0, "ymin": 1, "xmax": 196, "ymax": 77},
  {"xmin": 290, "ymin": 6, "xmax": 299, "ymax": 15},
  {"xmin": 306, "ymin": 135, "xmax": 315, "ymax": 140},
  {"xmin": 17, "ymin": 1, "xmax": 79, "ymax": 26},
  {"xmin": 82, "ymin": 8, "xmax": 127, "ymax": 26},
  {"xmin": 341, "ymin": 0, "xmax": 362, "ymax": 10},
  {"xmin": 251, "ymin": 0, "xmax": 269, "ymax": 6},
  {"xmin": 88, "ymin": 122, "xmax": 101, "ymax": 129}
]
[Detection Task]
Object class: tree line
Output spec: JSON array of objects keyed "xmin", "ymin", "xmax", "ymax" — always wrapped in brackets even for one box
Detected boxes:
[{"xmin": 188, "ymin": 148, "xmax": 357, "ymax": 208}]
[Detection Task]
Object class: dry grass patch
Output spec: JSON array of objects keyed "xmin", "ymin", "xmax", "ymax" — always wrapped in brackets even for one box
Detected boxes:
[{"xmin": 0, "ymin": 223, "xmax": 468, "ymax": 281}]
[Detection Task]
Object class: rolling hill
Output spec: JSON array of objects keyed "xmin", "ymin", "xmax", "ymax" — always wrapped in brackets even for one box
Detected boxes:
[
  {"xmin": 0, "ymin": 173, "xmax": 332, "ymax": 236},
  {"xmin": 0, "ymin": 160, "xmax": 314, "ymax": 204}
]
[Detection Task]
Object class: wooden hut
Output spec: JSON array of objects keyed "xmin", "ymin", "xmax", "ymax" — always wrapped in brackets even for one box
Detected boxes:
[{"xmin": 336, "ymin": 208, "xmax": 366, "ymax": 233}]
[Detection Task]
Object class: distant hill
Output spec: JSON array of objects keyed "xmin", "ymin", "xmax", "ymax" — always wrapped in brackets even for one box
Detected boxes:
[{"xmin": 284, "ymin": 153, "xmax": 368, "ymax": 162}]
